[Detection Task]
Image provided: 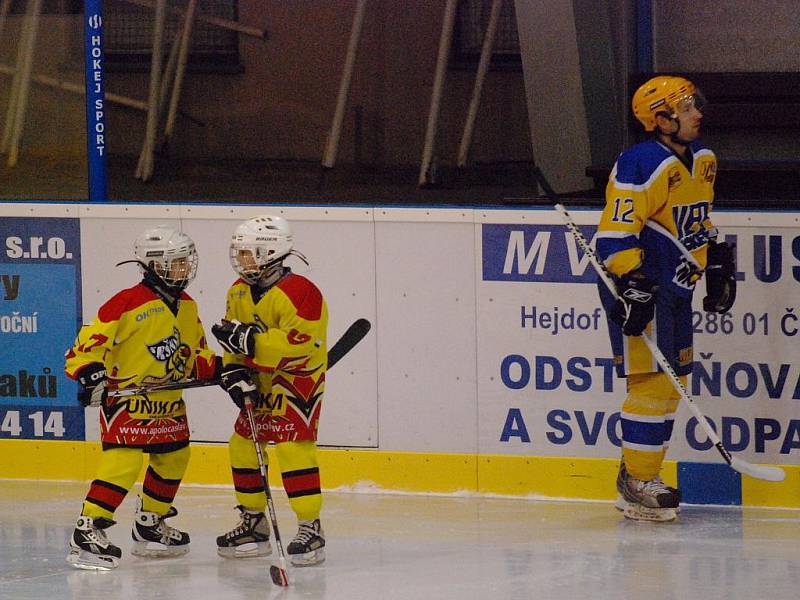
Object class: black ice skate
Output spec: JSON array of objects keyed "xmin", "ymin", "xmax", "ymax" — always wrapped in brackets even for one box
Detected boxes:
[
  {"xmin": 131, "ymin": 496, "xmax": 190, "ymax": 557},
  {"xmin": 216, "ymin": 505, "xmax": 272, "ymax": 558},
  {"xmin": 287, "ymin": 519, "xmax": 325, "ymax": 566},
  {"xmin": 616, "ymin": 462, "xmax": 680, "ymax": 522},
  {"xmin": 66, "ymin": 515, "xmax": 122, "ymax": 570}
]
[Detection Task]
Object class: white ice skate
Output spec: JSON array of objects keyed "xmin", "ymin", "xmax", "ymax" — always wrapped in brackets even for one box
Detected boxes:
[
  {"xmin": 216, "ymin": 505, "xmax": 272, "ymax": 558},
  {"xmin": 616, "ymin": 463, "xmax": 680, "ymax": 522},
  {"xmin": 66, "ymin": 515, "xmax": 122, "ymax": 570},
  {"xmin": 131, "ymin": 496, "xmax": 190, "ymax": 557},
  {"xmin": 287, "ymin": 519, "xmax": 325, "ymax": 566}
]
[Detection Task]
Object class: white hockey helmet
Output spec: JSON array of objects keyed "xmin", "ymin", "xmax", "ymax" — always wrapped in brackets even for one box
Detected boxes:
[
  {"xmin": 134, "ymin": 226, "xmax": 198, "ymax": 290},
  {"xmin": 230, "ymin": 215, "xmax": 293, "ymax": 284}
]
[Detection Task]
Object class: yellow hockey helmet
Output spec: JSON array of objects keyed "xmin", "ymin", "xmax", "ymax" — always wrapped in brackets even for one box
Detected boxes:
[{"xmin": 632, "ymin": 75, "xmax": 699, "ymax": 131}]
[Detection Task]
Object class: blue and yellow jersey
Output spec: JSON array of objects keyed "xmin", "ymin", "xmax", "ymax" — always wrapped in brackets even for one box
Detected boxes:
[
  {"xmin": 223, "ymin": 271, "xmax": 328, "ymax": 442},
  {"xmin": 65, "ymin": 283, "xmax": 217, "ymax": 448},
  {"xmin": 596, "ymin": 139, "xmax": 717, "ymax": 297}
]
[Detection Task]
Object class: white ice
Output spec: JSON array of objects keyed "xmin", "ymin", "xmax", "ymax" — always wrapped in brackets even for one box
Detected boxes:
[{"xmin": 1, "ymin": 480, "xmax": 799, "ymax": 600}]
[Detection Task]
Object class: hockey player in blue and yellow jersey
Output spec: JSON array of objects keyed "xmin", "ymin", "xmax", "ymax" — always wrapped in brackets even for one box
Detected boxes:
[
  {"xmin": 64, "ymin": 227, "xmax": 219, "ymax": 569},
  {"xmin": 596, "ymin": 76, "xmax": 737, "ymax": 522}
]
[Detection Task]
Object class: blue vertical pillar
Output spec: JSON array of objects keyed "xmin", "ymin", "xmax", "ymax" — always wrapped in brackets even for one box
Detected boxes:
[{"xmin": 83, "ymin": 2, "xmax": 107, "ymax": 202}]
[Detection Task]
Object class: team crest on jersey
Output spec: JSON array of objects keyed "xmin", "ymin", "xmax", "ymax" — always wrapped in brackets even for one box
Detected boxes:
[
  {"xmin": 673, "ymin": 202, "xmax": 711, "ymax": 251},
  {"xmin": 147, "ymin": 327, "xmax": 181, "ymax": 362},
  {"xmin": 701, "ymin": 161, "xmax": 717, "ymax": 183},
  {"xmin": 672, "ymin": 257, "xmax": 700, "ymax": 290},
  {"xmin": 667, "ymin": 167, "xmax": 682, "ymax": 191}
]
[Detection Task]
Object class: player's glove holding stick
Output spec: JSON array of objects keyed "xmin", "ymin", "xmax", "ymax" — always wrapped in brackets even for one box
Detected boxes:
[
  {"xmin": 77, "ymin": 362, "xmax": 108, "ymax": 407},
  {"xmin": 219, "ymin": 364, "xmax": 259, "ymax": 410},
  {"xmin": 609, "ymin": 270, "xmax": 658, "ymax": 336}
]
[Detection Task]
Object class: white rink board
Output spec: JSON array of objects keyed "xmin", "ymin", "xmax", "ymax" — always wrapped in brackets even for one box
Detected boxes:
[
  {"xmin": 76, "ymin": 208, "xmax": 378, "ymax": 448},
  {"xmin": 3, "ymin": 202, "xmax": 800, "ymax": 465},
  {"xmin": 375, "ymin": 220, "xmax": 477, "ymax": 453}
]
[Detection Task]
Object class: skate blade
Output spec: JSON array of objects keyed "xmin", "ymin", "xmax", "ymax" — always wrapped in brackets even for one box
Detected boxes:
[
  {"xmin": 289, "ymin": 548, "xmax": 325, "ymax": 567},
  {"xmin": 615, "ymin": 494, "xmax": 681, "ymax": 514},
  {"xmin": 131, "ymin": 541, "xmax": 190, "ymax": 558},
  {"xmin": 622, "ymin": 503, "xmax": 677, "ymax": 522},
  {"xmin": 217, "ymin": 542, "xmax": 272, "ymax": 558},
  {"xmin": 66, "ymin": 548, "xmax": 119, "ymax": 570}
]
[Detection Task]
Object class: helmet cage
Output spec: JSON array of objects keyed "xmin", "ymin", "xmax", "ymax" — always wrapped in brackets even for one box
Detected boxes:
[
  {"xmin": 229, "ymin": 215, "xmax": 293, "ymax": 285},
  {"xmin": 134, "ymin": 227, "xmax": 198, "ymax": 290}
]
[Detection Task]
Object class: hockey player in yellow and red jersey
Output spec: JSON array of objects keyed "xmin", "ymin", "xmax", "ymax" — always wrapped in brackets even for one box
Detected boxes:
[
  {"xmin": 211, "ymin": 215, "xmax": 328, "ymax": 566},
  {"xmin": 596, "ymin": 76, "xmax": 736, "ymax": 522},
  {"xmin": 64, "ymin": 226, "xmax": 219, "ymax": 570}
]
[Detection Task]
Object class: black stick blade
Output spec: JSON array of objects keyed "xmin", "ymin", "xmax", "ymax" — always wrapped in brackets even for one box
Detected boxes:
[
  {"xmin": 270, "ymin": 564, "xmax": 289, "ymax": 587},
  {"xmin": 327, "ymin": 318, "xmax": 371, "ymax": 369}
]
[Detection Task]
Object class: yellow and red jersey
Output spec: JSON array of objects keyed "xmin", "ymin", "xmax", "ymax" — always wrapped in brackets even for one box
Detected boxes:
[
  {"xmin": 222, "ymin": 271, "xmax": 328, "ymax": 443},
  {"xmin": 65, "ymin": 282, "xmax": 217, "ymax": 450},
  {"xmin": 596, "ymin": 139, "xmax": 718, "ymax": 297}
]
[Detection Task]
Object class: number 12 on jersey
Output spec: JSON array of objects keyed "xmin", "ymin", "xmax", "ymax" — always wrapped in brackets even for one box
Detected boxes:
[{"xmin": 611, "ymin": 197, "xmax": 635, "ymax": 224}]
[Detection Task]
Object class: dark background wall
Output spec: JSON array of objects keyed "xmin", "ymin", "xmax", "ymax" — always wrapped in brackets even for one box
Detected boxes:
[{"xmin": 0, "ymin": 0, "xmax": 797, "ymax": 202}]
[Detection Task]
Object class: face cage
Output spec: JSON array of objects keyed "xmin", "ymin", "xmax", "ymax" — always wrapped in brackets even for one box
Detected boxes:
[
  {"xmin": 230, "ymin": 244, "xmax": 285, "ymax": 285},
  {"xmin": 154, "ymin": 252, "xmax": 198, "ymax": 289}
]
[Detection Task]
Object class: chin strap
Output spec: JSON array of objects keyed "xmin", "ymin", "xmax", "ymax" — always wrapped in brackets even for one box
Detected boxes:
[
  {"xmin": 254, "ymin": 250, "xmax": 310, "ymax": 289},
  {"xmin": 116, "ymin": 259, "xmax": 183, "ymax": 309},
  {"xmin": 657, "ymin": 115, "xmax": 692, "ymax": 148},
  {"xmin": 259, "ymin": 264, "xmax": 286, "ymax": 288},
  {"xmin": 669, "ymin": 130, "xmax": 691, "ymax": 147}
]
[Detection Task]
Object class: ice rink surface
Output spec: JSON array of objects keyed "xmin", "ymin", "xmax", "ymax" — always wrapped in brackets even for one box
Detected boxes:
[{"xmin": 1, "ymin": 480, "xmax": 799, "ymax": 600}]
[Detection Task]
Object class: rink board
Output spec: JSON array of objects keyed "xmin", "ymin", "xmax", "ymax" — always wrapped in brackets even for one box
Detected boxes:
[{"xmin": 0, "ymin": 202, "xmax": 798, "ymax": 507}]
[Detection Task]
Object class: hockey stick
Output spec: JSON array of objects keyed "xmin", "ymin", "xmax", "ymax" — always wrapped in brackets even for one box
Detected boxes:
[
  {"xmin": 108, "ymin": 318, "xmax": 372, "ymax": 398},
  {"xmin": 108, "ymin": 378, "xmax": 214, "ymax": 398},
  {"xmin": 328, "ymin": 317, "xmax": 371, "ymax": 369},
  {"xmin": 241, "ymin": 396, "xmax": 290, "ymax": 587},
  {"xmin": 553, "ymin": 202, "xmax": 785, "ymax": 482}
]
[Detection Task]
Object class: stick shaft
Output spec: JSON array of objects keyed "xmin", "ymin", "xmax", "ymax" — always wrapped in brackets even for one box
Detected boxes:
[{"xmin": 242, "ymin": 399, "xmax": 289, "ymax": 578}]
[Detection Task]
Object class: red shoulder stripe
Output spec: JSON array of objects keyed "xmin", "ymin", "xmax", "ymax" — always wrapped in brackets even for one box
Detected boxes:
[
  {"xmin": 97, "ymin": 284, "xmax": 157, "ymax": 323},
  {"xmin": 276, "ymin": 274, "xmax": 323, "ymax": 321}
]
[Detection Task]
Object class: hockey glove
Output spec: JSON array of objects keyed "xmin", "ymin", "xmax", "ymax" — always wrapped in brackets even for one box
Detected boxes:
[
  {"xmin": 212, "ymin": 319, "xmax": 259, "ymax": 357},
  {"xmin": 610, "ymin": 271, "xmax": 658, "ymax": 336},
  {"xmin": 703, "ymin": 240, "xmax": 737, "ymax": 313},
  {"xmin": 219, "ymin": 364, "xmax": 259, "ymax": 410},
  {"xmin": 77, "ymin": 362, "xmax": 107, "ymax": 407}
]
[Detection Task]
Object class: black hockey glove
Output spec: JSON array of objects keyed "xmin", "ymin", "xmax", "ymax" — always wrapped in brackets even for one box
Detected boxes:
[
  {"xmin": 703, "ymin": 240, "xmax": 737, "ymax": 313},
  {"xmin": 77, "ymin": 362, "xmax": 107, "ymax": 407},
  {"xmin": 212, "ymin": 319, "xmax": 259, "ymax": 357},
  {"xmin": 219, "ymin": 364, "xmax": 259, "ymax": 410},
  {"xmin": 610, "ymin": 271, "xmax": 658, "ymax": 336}
]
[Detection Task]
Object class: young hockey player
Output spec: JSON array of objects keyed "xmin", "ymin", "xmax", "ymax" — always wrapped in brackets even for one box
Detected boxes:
[
  {"xmin": 64, "ymin": 226, "xmax": 219, "ymax": 569},
  {"xmin": 212, "ymin": 215, "xmax": 329, "ymax": 566},
  {"xmin": 596, "ymin": 76, "xmax": 736, "ymax": 521}
]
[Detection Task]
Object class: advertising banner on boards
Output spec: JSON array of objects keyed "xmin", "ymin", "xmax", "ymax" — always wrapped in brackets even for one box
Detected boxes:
[
  {"xmin": 477, "ymin": 217, "xmax": 800, "ymax": 465},
  {"xmin": 0, "ymin": 218, "xmax": 84, "ymax": 440}
]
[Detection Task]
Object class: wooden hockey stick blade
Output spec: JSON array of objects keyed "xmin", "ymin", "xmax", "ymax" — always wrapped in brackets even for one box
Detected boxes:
[
  {"xmin": 327, "ymin": 318, "xmax": 371, "ymax": 369},
  {"xmin": 270, "ymin": 563, "xmax": 289, "ymax": 587}
]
